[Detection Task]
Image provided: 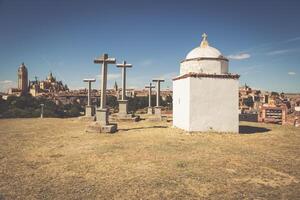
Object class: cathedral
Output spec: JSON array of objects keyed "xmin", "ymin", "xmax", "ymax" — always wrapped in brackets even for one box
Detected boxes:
[
  {"xmin": 173, "ymin": 34, "xmax": 239, "ymax": 132},
  {"xmin": 29, "ymin": 71, "xmax": 68, "ymax": 96}
]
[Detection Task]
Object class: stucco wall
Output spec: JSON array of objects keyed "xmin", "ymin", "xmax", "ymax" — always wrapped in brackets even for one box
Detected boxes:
[
  {"xmin": 189, "ymin": 77, "xmax": 239, "ymax": 132},
  {"xmin": 180, "ymin": 59, "xmax": 228, "ymax": 75},
  {"xmin": 173, "ymin": 77, "xmax": 239, "ymax": 133},
  {"xmin": 173, "ymin": 78, "xmax": 190, "ymax": 130}
]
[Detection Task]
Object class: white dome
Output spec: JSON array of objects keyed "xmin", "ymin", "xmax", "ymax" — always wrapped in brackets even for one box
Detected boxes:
[
  {"xmin": 186, "ymin": 46, "xmax": 222, "ymax": 59},
  {"xmin": 185, "ymin": 33, "xmax": 223, "ymax": 59}
]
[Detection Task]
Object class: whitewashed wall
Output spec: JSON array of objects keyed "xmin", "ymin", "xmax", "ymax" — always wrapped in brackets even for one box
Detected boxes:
[
  {"xmin": 173, "ymin": 78, "xmax": 190, "ymax": 130},
  {"xmin": 180, "ymin": 59, "xmax": 228, "ymax": 75},
  {"xmin": 173, "ymin": 77, "xmax": 239, "ymax": 133}
]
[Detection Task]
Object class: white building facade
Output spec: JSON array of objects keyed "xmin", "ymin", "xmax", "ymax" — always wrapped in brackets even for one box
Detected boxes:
[{"xmin": 173, "ymin": 34, "xmax": 239, "ymax": 132}]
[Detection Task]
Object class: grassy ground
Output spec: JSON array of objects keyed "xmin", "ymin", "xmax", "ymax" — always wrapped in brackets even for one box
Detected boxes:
[{"xmin": 0, "ymin": 117, "xmax": 299, "ymax": 199}]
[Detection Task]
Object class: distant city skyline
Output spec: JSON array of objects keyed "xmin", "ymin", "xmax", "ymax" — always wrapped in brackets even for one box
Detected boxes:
[{"xmin": 0, "ymin": 0, "xmax": 300, "ymax": 93}]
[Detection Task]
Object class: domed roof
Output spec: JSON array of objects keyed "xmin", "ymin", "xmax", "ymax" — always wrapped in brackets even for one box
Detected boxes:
[{"xmin": 186, "ymin": 33, "xmax": 223, "ymax": 59}]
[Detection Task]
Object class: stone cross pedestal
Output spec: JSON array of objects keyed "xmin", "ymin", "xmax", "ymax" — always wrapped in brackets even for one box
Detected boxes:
[
  {"xmin": 152, "ymin": 79, "xmax": 165, "ymax": 115},
  {"xmin": 111, "ymin": 61, "xmax": 139, "ymax": 122},
  {"xmin": 83, "ymin": 78, "xmax": 96, "ymax": 117},
  {"xmin": 86, "ymin": 53, "xmax": 117, "ymax": 133},
  {"xmin": 117, "ymin": 61, "xmax": 132, "ymax": 116},
  {"xmin": 147, "ymin": 79, "xmax": 164, "ymax": 122},
  {"xmin": 145, "ymin": 83, "xmax": 155, "ymax": 114}
]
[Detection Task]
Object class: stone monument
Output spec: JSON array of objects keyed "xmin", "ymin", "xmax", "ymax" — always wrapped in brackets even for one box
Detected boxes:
[
  {"xmin": 173, "ymin": 33, "xmax": 239, "ymax": 132},
  {"xmin": 152, "ymin": 79, "xmax": 165, "ymax": 116},
  {"xmin": 86, "ymin": 53, "xmax": 117, "ymax": 133},
  {"xmin": 117, "ymin": 61, "xmax": 132, "ymax": 116},
  {"xmin": 83, "ymin": 78, "xmax": 96, "ymax": 117},
  {"xmin": 147, "ymin": 79, "xmax": 164, "ymax": 121},
  {"xmin": 145, "ymin": 83, "xmax": 155, "ymax": 114},
  {"xmin": 40, "ymin": 104, "xmax": 44, "ymax": 119},
  {"xmin": 112, "ymin": 61, "xmax": 139, "ymax": 121}
]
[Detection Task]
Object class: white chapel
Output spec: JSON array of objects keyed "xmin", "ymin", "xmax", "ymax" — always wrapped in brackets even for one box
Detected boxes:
[{"xmin": 173, "ymin": 33, "xmax": 239, "ymax": 132}]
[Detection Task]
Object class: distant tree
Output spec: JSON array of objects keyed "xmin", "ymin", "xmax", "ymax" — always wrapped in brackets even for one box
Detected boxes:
[
  {"xmin": 107, "ymin": 95, "xmax": 118, "ymax": 109},
  {"xmin": 0, "ymin": 98, "xmax": 8, "ymax": 114},
  {"xmin": 0, "ymin": 95, "xmax": 84, "ymax": 118},
  {"xmin": 243, "ymin": 96, "xmax": 254, "ymax": 108},
  {"xmin": 271, "ymin": 92, "xmax": 279, "ymax": 97}
]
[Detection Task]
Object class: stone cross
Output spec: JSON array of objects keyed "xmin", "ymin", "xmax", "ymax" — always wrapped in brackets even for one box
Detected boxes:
[
  {"xmin": 145, "ymin": 83, "xmax": 155, "ymax": 107},
  {"xmin": 152, "ymin": 79, "xmax": 165, "ymax": 107},
  {"xmin": 40, "ymin": 104, "xmax": 44, "ymax": 119},
  {"xmin": 116, "ymin": 61, "xmax": 132, "ymax": 100},
  {"xmin": 83, "ymin": 78, "xmax": 96, "ymax": 106},
  {"xmin": 94, "ymin": 53, "xmax": 116, "ymax": 109},
  {"xmin": 202, "ymin": 33, "xmax": 207, "ymax": 40},
  {"xmin": 200, "ymin": 33, "xmax": 209, "ymax": 48}
]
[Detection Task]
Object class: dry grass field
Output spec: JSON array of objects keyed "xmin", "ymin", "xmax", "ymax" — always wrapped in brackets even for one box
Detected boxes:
[{"xmin": 0, "ymin": 117, "xmax": 299, "ymax": 199}]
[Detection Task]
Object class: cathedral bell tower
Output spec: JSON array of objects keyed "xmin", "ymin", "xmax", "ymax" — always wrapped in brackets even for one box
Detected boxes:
[{"xmin": 18, "ymin": 62, "xmax": 28, "ymax": 94}]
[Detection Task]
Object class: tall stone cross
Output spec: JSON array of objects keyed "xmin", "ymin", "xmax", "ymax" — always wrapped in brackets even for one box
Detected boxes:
[
  {"xmin": 83, "ymin": 79, "xmax": 96, "ymax": 106},
  {"xmin": 145, "ymin": 83, "xmax": 155, "ymax": 107},
  {"xmin": 152, "ymin": 79, "xmax": 165, "ymax": 107},
  {"xmin": 94, "ymin": 53, "xmax": 116, "ymax": 109},
  {"xmin": 116, "ymin": 61, "xmax": 132, "ymax": 100}
]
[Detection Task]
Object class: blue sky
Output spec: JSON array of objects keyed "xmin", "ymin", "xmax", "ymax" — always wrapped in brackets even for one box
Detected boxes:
[{"xmin": 0, "ymin": 0, "xmax": 299, "ymax": 92}]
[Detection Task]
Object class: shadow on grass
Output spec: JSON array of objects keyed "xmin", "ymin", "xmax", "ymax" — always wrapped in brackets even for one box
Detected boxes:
[
  {"xmin": 119, "ymin": 125, "xmax": 168, "ymax": 132},
  {"xmin": 239, "ymin": 125, "xmax": 271, "ymax": 134}
]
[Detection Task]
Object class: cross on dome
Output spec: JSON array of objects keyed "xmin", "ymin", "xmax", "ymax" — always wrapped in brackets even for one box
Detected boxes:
[{"xmin": 200, "ymin": 33, "xmax": 209, "ymax": 48}]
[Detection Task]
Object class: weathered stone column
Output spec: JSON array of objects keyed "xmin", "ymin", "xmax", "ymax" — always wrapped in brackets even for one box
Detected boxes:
[
  {"xmin": 152, "ymin": 79, "xmax": 164, "ymax": 115},
  {"xmin": 83, "ymin": 78, "xmax": 96, "ymax": 117},
  {"xmin": 85, "ymin": 53, "xmax": 117, "ymax": 134},
  {"xmin": 116, "ymin": 61, "xmax": 132, "ymax": 116},
  {"xmin": 145, "ymin": 83, "xmax": 155, "ymax": 114}
]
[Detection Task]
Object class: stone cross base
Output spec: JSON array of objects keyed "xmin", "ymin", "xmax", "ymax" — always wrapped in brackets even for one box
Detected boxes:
[
  {"xmin": 85, "ymin": 105, "xmax": 95, "ymax": 117},
  {"xmin": 147, "ymin": 114, "xmax": 163, "ymax": 122},
  {"xmin": 96, "ymin": 108, "xmax": 109, "ymax": 125},
  {"xmin": 79, "ymin": 116, "xmax": 96, "ymax": 122},
  {"xmin": 85, "ymin": 121, "xmax": 117, "ymax": 133},
  {"xmin": 111, "ymin": 113, "xmax": 140, "ymax": 122},
  {"xmin": 154, "ymin": 106, "xmax": 162, "ymax": 116},
  {"xmin": 147, "ymin": 107, "xmax": 154, "ymax": 115},
  {"xmin": 118, "ymin": 100, "xmax": 128, "ymax": 115}
]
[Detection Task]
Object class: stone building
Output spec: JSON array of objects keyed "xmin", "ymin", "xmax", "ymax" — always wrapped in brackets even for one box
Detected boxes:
[
  {"xmin": 29, "ymin": 72, "xmax": 68, "ymax": 96},
  {"xmin": 8, "ymin": 63, "xmax": 28, "ymax": 96},
  {"xmin": 18, "ymin": 63, "xmax": 28, "ymax": 94},
  {"xmin": 173, "ymin": 33, "xmax": 239, "ymax": 132}
]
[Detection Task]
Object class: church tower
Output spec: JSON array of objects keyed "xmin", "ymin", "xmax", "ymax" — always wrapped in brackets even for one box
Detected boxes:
[{"xmin": 18, "ymin": 62, "xmax": 28, "ymax": 94}]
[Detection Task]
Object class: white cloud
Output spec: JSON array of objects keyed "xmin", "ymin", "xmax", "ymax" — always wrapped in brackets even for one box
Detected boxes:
[
  {"xmin": 0, "ymin": 80, "xmax": 13, "ymax": 84},
  {"xmin": 288, "ymin": 72, "xmax": 296, "ymax": 75},
  {"xmin": 0, "ymin": 80, "xmax": 15, "ymax": 92},
  {"xmin": 227, "ymin": 53, "xmax": 251, "ymax": 60},
  {"xmin": 267, "ymin": 49, "xmax": 293, "ymax": 56}
]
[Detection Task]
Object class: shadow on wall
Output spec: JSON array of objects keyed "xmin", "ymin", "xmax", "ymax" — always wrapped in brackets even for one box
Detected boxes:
[{"xmin": 239, "ymin": 125, "xmax": 271, "ymax": 134}]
